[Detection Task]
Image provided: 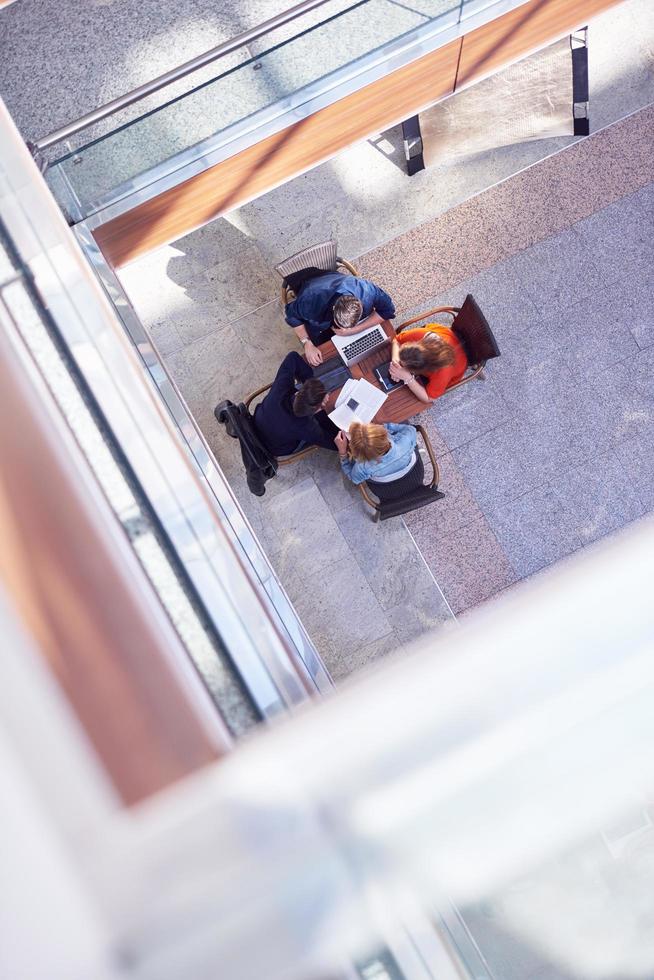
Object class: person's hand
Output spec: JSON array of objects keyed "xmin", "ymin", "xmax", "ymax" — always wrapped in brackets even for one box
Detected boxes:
[
  {"xmin": 304, "ymin": 341, "xmax": 323, "ymax": 366},
  {"xmin": 389, "ymin": 361, "xmax": 412, "ymax": 383},
  {"xmin": 334, "ymin": 431, "xmax": 349, "ymax": 456},
  {"xmin": 331, "ymin": 325, "xmax": 350, "ymax": 337}
]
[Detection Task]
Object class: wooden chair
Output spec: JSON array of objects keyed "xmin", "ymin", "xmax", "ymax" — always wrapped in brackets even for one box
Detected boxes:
[
  {"xmin": 397, "ymin": 293, "xmax": 500, "ymax": 393},
  {"xmin": 243, "ymin": 383, "xmax": 319, "ymax": 466},
  {"xmin": 358, "ymin": 424, "xmax": 444, "ymax": 522},
  {"xmin": 275, "ymin": 240, "xmax": 359, "ymax": 305}
]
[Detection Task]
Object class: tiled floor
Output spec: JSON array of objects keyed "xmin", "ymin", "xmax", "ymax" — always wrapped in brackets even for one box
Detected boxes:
[{"xmin": 118, "ymin": 100, "xmax": 654, "ymax": 680}]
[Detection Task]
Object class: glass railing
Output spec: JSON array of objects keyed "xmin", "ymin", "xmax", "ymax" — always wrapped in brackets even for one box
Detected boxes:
[{"xmin": 44, "ymin": 0, "xmax": 528, "ymax": 219}]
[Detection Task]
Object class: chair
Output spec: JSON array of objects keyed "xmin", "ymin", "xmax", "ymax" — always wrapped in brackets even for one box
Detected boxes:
[
  {"xmin": 397, "ymin": 293, "xmax": 500, "ymax": 393},
  {"xmin": 243, "ymin": 383, "xmax": 319, "ymax": 466},
  {"xmin": 275, "ymin": 240, "xmax": 360, "ymax": 305},
  {"xmin": 358, "ymin": 424, "xmax": 444, "ymax": 522}
]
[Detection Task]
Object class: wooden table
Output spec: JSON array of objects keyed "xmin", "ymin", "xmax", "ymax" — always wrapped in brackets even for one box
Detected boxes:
[{"xmin": 318, "ymin": 320, "xmax": 426, "ymax": 424}]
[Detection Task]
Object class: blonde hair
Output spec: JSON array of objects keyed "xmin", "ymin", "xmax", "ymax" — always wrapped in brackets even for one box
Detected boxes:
[
  {"xmin": 399, "ymin": 330, "xmax": 455, "ymax": 373},
  {"xmin": 333, "ymin": 294, "xmax": 363, "ymax": 330},
  {"xmin": 348, "ymin": 422, "xmax": 391, "ymax": 462}
]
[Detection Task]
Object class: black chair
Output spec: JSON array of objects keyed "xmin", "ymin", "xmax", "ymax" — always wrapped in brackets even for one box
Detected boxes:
[
  {"xmin": 358, "ymin": 424, "xmax": 444, "ymax": 522},
  {"xmin": 214, "ymin": 400, "xmax": 277, "ymax": 496},
  {"xmin": 242, "ymin": 383, "xmax": 320, "ymax": 466},
  {"xmin": 397, "ymin": 293, "xmax": 500, "ymax": 392}
]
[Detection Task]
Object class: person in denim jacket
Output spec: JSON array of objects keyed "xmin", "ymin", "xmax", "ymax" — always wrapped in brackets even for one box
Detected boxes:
[{"xmin": 335, "ymin": 422, "xmax": 417, "ymax": 485}]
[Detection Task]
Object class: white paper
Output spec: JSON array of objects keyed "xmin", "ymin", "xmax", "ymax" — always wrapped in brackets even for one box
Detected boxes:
[{"xmin": 329, "ymin": 378, "xmax": 387, "ymax": 430}]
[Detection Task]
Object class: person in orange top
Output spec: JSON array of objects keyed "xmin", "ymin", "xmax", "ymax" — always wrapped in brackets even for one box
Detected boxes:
[{"xmin": 389, "ymin": 322, "xmax": 468, "ymax": 404}]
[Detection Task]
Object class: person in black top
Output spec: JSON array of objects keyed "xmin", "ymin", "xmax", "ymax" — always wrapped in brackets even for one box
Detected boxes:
[{"xmin": 253, "ymin": 351, "xmax": 338, "ymax": 456}]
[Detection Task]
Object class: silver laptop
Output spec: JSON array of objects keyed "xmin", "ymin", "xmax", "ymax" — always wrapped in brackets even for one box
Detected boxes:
[{"xmin": 331, "ymin": 324, "xmax": 387, "ymax": 366}]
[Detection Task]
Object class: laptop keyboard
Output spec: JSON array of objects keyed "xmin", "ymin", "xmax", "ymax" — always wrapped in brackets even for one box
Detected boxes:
[{"xmin": 341, "ymin": 328, "xmax": 384, "ymax": 362}]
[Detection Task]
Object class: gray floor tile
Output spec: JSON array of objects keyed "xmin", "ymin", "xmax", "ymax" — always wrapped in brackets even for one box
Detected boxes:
[
  {"xmin": 334, "ymin": 502, "xmax": 435, "ymax": 610},
  {"xmin": 229, "ymin": 301, "xmax": 298, "ymax": 384},
  {"xmin": 286, "ymin": 553, "xmax": 393, "ymax": 668},
  {"xmin": 262, "ymin": 477, "xmax": 351, "ymax": 578},
  {"xmin": 500, "ymin": 227, "xmax": 607, "ymax": 316},
  {"xmin": 452, "ymin": 421, "xmax": 540, "ymax": 522},
  {"xmin": 384, "ymin": 582, "xmax": 454, "ymax": 644},
  {"xmin": 550, "ymin": 450, "xmax": 645, "ymax": 545},
  {"xmin": 585, "ymin": 347, "xmax": 654, "ymax": 445},
  {"xmin": 310, "ymin": 452, "xmax": 361, "ymax": 514},
  {"xmin": 573, "ymin": 187, "xmax": 654, "ymax": 285},
  {"xmin": 408, "ymin": 512, "xmax": 516, "ymax": 614},
  {"xmin": 613, "ymin": 431, "xmax": 654, "ymax": 513},
  {"xmin": 169, "ymin": 218, "xmax": 255, "ymax": 278},
  {"xmin": 489, "ymin": 484, "xmax": 584, "ymax": 578},
  {"xmin": 329, "ymin": 630, "xmax": 401, "ymax": 683},
  {"xmin": 405, "ymin": 450, "xmax": 485, "ymax": 537},
  {"xmin": 429, "ymin": 383, "xmax": 512, "ymax": 450},
  {"xmin": 164, "ymin": 322, "xmax": 255, "ymax": 413},
  {"xmin": 546, "ymin": 277, "xmax": 641, "ymax": 380},
  {"xmin": 193, "ymin": 245, "xmax": 278, "ymax": 324}
]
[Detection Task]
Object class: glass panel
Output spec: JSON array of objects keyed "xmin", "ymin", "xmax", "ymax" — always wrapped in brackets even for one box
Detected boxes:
[{"xmin": 45, "ymin": 0, "xmax": 501, "ymax": 217}]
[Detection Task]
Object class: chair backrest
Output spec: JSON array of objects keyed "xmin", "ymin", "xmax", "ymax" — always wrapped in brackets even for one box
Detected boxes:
[
  {"xmin": 363, "ymin": 442, "xmax": 444, "ymax": 520},
  {"xmin": 451, "ymin": 294, "xmax": 501, "ymax": 365},
  {"xmin": 274, "ymin": 240, "xmax": 338, "ymax": 279}
]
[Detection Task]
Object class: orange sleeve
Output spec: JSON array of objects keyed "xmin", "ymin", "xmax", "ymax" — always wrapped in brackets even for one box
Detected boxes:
[{"xmin": 396, "ymin": 327, "xmax": 429, "ymax": 346}]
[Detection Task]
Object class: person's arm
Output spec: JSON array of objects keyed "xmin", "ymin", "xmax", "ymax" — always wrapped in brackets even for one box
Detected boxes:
[
  {"xmin": 292, "ymin": 324, "xmax": 323, "ymax": 367},
  {"xmin": 391, "ymin": 338, "xmax": 400, "ymax": 364},
  {"xmin": 388, "ymin": 360, "xmax": 432, "ymax": 404}
]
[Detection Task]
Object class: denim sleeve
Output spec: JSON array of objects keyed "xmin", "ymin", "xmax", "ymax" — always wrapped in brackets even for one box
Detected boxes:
[
  {"xmin": 340, "ymin": 457, "xmax": 370, "ymax": 485},
  {"xmin": 371, "ymin": 284, "xmax": 396, "ymax": 320},
  {"xmin": 284, "ymin": 300, "xmax": 304, "ymax": 328}
]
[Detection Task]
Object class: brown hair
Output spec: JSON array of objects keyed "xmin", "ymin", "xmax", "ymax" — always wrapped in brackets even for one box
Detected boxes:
[
  {"xmin": 333, "ymin": 294, "xmax": 363, "ymax": 330},
  {"xmin": 293, "ymin": 378, "xmax": 325, "ymax": 417},
  {"xmin": 348, "ymin": 422, "xmax": 391, "ymax": 462},
  {"xmin": 399, "ymin": 332, "xmax": 456, "ymax": 373}
]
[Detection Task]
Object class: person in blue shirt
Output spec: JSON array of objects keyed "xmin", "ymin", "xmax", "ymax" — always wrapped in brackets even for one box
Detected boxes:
[
  {"xmin": 284, "ymin": 272, "xmax": 396, "ymax": 368},
  {"xmin": 253, "ymin": 351, "xmax": 338, "ymax": 456},
  {"xmin": 335, "ymin": 421, "xmax": 417, "ymax": 485}
]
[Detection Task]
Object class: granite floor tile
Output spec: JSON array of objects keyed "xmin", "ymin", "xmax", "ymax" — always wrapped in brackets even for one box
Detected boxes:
[
  {"xmin": 310, "ymin": 451, "xmax": 361, "ymax": 514},
  {"xmin": 412, "ymin": 409, "xmax": 451, "ymax": 458},
  {"xmin": 384, "ymin": 581, "xmax": 454, "ymax": 644},
  {"xmin": 572, "ymin": 187, "xmax": 654, "ymax": 286},
  {"xmin": 489, "ymin": 484, "xmax": 584, "ymax": 578},
  {"xmin": 408, "ymin": 512, "xmax": 516, "ymax": 614},
  {"xmin": 586, "ymin": 347, "xmax": 654, "ymax": 445},
  {"xmin": 262, "ymin": 477, "xmax": 351, "ymax": 578},
  {"xmin": 613, "ymin": 431, "xmax": 654, "ymax": 513},
  {"xmin": 548, "ymin": 279, "xmax": 641, "ymax": 380},
  {"xmin": 144, "ymin": 318, "xmax": 184, "ymax": 357},
  {"xmin": 550, "ymin": 450, "xmax": 645, "ymax": 546},
  {"xmin": 499, "ymin": 227, "xmax": 607, "ymax": 316},
  {"xmin": 285, "ymin": 553, "xmax": 393, "ymax": 667},
  {"xmin": 334, "ymin": 502, "xmax": 435, "ymax": 610},
  {"xmin": 404, "ymin": 450, "xmax": 485, "ymax": 537},
  {"xmin": 164, "ymin": 322, "xmax": 258, "ymax": 414},
  {"xmin": 429, "ymin": 384, "xmax": 512, "ymax": 451},
  {"xmin": 193, "ymin": 245, "xmax": 278, "ymax": 324},
  {"xmin": 429, "ymin": 192, "xmax": 514, "ymax": 286},
  {"xmin": 229, "ymin": 300, "xmax": 297, "ymax": 374},
  {"xmin": 495, "ymin": 351, "xmax": 577, "ymax": 417},
  {"xmin": 451, "ymin": 421, "xmax": 540, "ymax": 522},
  {"xmin": 329, "ymin": 630, "xmax": 401, "ymax": 683},
  {"xmin": 480, "ymin": 156, "xmax": 573, "ymax": 252},
  {"xmin": 168, "ymin": 217, "xmax": 255, "ymax": 278}
]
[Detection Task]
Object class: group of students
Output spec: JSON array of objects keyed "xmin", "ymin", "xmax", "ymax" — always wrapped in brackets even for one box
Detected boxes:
[{"xmin": 252, "ymin": 270, "xmax": 468, "ymax": 486}]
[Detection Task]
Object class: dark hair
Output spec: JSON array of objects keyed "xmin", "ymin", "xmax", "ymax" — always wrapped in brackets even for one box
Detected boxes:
[
  {"xmin": 399, "ymin": 335, "xmax": 456, "ymax": 373},
  {"xmin": 293, "ymin": 378, "xmax": 326, "ymax": 417}
]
